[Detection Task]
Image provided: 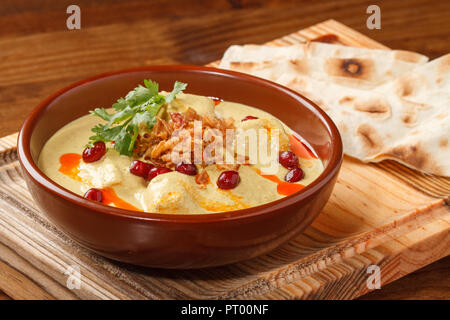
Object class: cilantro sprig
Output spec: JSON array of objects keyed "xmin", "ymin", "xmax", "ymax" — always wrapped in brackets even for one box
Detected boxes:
[{"xmin": 88, "ymin": 80, "xmax": 187, "ymax": 156}]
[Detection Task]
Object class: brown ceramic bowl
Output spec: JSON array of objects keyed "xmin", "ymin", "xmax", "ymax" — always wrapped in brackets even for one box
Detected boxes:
[{"xmin": 18, "ymin": 65, "xmax": 342, "ymax": 269}]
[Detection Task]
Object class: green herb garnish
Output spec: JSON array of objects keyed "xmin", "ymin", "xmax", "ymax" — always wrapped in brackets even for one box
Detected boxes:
[{"xmin": 88, "ymin": 80, "xmax": 187, "ymax": 156}]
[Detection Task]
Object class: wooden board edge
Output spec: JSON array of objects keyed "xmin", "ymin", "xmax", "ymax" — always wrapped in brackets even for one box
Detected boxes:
[
  {"xmin": 218, "ymin": 201, "xmax": 449, "ymax": 299},
  {"xmin": 0, "ymin": 290, "xmax": 11, "ymax": 300},
  {"xmin": 0, "ymin": 133, "xmax": 18, "ymax": 166},
  {"xmin": 0, "ymin": 133, "xmax": 18, "ymax": 153},
  {"xmin": 0, "ymin": 204, "xmax": 136, "ymax": 300},
  {"xmin": 0, "ymin": 19, "xmax": 447, "ymax": 300},
  {"xmin": 248, "ymin": 214, "xmax": 450, "ymax": 299}
]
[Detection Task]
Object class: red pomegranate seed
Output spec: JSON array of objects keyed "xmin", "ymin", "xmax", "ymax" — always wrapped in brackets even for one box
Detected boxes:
[
  {"xmin": 82, "ymin": 141, "xmax": 106, "ymax": 163},
  {"xmin": 217, "ymin": 170, "xmax": 240, "ymax": 189},
  {"xmin": 285, "ymin": 168, "xmax": 304, "ymax": 183},
  {"xmin": 148, "ymin": 166, "xmax": 172, "ymax": 181},
  {"xmin": 176, "ymin": 162, "xmax": 198, "ymax": 176},
  {"xmin": 279, "ymin": 151, "xmax": 299, "ymax": 169},
  {"xmin": 241, "ymin": 115, "xmax": 258, "ymax": 122},
  {"xmin": 84, "ymin": 188, "xmax": 103, "ymax": 202},
  {"xmin": 130, "ymin": 160, "xmax": 154, "ymax": 179}
]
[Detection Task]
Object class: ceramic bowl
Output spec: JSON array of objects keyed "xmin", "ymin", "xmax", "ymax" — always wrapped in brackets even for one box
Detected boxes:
[{"xmin": 18, "ymin": 65, "xmax": 342, "ymax": 268}]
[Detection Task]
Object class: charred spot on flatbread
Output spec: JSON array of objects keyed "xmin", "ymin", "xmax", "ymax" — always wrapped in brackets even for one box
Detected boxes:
[
  {"xmin": 389, "ymin": 144, "xmax": 442, "ymax": 175},
  {"xmin": 338, "ymin": 96, "xmax": 355, "ymax": 105},
  {"xmin": 439, "ymin": 138, "xmax": 448, "ymax": 148},
  {"xmin": 324, "ymin": 58, "xmax": 374, "ymax": 80},
  {"xmin": 353, "ymin": 98, "xmax": 391, "ymax": 119},
  {"xmin": 395, "ymin": 76, "xmax": 415, "ymax": 97},
  {"xmin": 400, "ymin": 102, "xmax": 421, "ymax": 127},
  {"xmin": 229, "ymin": 61, "xmax": 255, "ymax": 69},
  {"xmin": 343, "ymin": 60, "xmax": 362, "ymax": 75},
  {"xmin": 401, "ymin": 109, "xmax": 418, "ymax": 127},
  {"xmin": 356, "ymin": 124, "xmax": 383, "ymax": 155},
  {"xmin": 229, "ymin": 61, "xmax": 273, "ymax": 71},
  {"xmin": 286, "ymin": 76, "xmax": 307, "ymax": 89},
  {"xmin": 289, "ymin": 59, "xmax": 309, "ymax": 74}
]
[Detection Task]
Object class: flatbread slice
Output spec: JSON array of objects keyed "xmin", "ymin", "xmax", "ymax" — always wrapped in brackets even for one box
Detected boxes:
[
  {"xmin": 220, "ymin": 43, "xmax": 428, "ymax": 89},
  {"xmin": 219, "ymin": 43, "xmax": 450, "ymax": 176}
]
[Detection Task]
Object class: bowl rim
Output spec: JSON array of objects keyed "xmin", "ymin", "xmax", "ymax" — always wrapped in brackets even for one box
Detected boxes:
[{"xmin": 17, "ymin": 65, "xmax": 343, "ymax": 223}]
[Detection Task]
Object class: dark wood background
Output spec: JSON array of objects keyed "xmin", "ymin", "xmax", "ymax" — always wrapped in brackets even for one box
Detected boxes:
[{"xmin": 0, "ymin": 0, "xmax": 449, "ymax": 300}]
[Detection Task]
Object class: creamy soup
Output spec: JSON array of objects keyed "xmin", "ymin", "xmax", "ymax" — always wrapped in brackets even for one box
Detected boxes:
[{"xmin": 38, "ymin": 81, "xmax": 323, "ymax": 214}]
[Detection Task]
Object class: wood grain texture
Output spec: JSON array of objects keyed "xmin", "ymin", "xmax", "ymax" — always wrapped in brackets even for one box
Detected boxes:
[
  {"xmin": 361, "ymin": 255, "xmax": 450, "ymax": 300},
  {"xmin": 0, "ymin": 1, "xmax": 449, "ymax": 299},
  {"xmin": 0, "ymin": 147, "xmax": 447, "ymax": 299},
  {"xmin": 0, "ymin": 20, "xmax": 449, "ymax": 300},
  {"xmin": 0, "ymin": 290, "xmax": 11, "ymax": 300},
  {"xmin": 0, "ymin": 0, "xmax": 449, "ymax": 137}
]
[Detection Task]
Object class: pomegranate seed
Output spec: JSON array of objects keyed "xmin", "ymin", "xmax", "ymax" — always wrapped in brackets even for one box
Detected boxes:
[
  {"xmin": 82, "ymin": 141, "xmax": 106, "ymax": 163},
  {"xmin": 285, "ymin": 168, "xmax": 304, "ymax": 183},
  {"xmin": 241, "ymin": 115, "xmax": 258, "ymax": 122},
  {"xmin": 148, "ymin": 166, "xmax": 172, "ymax": 181},
  {"xmin": 130, "ymin": 160, "xmax": 154, "ymax": 179},
  {"xmin": 84, "ymin": 188, "xmax": 103, "ymax": 202},
  {"xmin": 279, "ymin": 151, "xmax": 299, "ymax": 169},
  {"xmin": 176, "ymin": 162, "xmax": 198, "ymax": 176},
  {"xmin": 217, "ymin": 170, "xmax": 240, "ymax": 189}
]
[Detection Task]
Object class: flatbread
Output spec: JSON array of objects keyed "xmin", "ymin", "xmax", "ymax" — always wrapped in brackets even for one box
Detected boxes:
[
  {"xmin": 219, "ymin": 43, "xmax": 450, "ymax": 176},
  {"xmin": 220, "ymin": 43, "xmax": 428, "ymax": 89},
  {"xmin": 221, "ymin": 42, "xmax": 428, "ymax": 64}
]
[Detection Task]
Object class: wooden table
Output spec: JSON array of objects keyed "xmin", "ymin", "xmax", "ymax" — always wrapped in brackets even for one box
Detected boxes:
[{"xmin": 0, "ymin": 0, "xmax": 449, "ymax": 300}]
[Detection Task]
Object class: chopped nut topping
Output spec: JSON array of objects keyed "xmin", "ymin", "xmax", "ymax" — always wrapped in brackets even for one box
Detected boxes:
[{"xmin": 135, "ymin": 108, "xmax": 236, "ymax": 168}]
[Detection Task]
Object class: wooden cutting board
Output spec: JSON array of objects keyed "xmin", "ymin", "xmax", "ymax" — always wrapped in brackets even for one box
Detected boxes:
[{"xmin": 0, "ymin": 20, "xmax": 448, "ymax": 300}]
